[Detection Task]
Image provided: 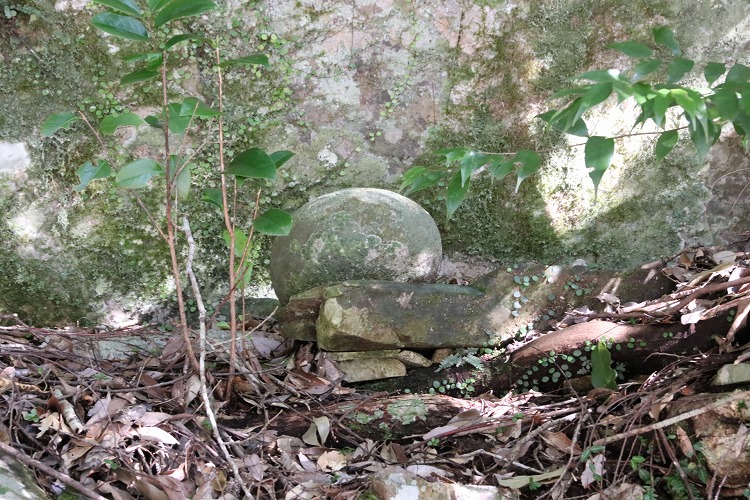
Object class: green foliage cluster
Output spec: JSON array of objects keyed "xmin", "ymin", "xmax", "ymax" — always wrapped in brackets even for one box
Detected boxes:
[
  {"xmin": 403, "ymin": 26, "xmax": 750, "ymax": 220},
  {"xmin": 41, "ymin": 0, "xmax": 294, "ymax": 244},
  {"xmin": 40, "ymin": 0, "xmax": 296, "ymax": 330}
]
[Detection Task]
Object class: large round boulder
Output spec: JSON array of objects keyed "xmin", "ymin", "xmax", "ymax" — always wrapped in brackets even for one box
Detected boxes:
[{"xmin": 270, "ymin": 188, "xmax": 442, "ymax": 303}]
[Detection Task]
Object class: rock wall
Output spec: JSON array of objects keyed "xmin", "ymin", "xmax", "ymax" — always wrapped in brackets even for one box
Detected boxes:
[{"xmin": 1, "ymin": 0, "xmax": 748, "ymax": 325}]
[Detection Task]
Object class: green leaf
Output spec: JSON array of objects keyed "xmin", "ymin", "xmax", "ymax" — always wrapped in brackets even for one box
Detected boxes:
[
  {"xmin": 237, "ymin": 264, "xmax": 253, "ymax": 288},
  {"xmin": 607, "ymin": 41, "xmax": 653, "ymax": 58},
  {"xmin": 122, "ymin": 51, "xmax": 163, "ymax": 69},
  {"xmin": 223, "ymin": 229, "xmax": 254, "ymax": 288},
  {"xmin": 584, "ymin": 136, "xmax": 615, "ymax": 194},
  {"xmin": 574, "ymin": 82, "xmax": 613, "ymax": 123},
  {"xmin": 590, "ymin": 342, "xmax": 617, "ymax": 390},
  {"xmin": 93, "ymin": 0, "xmax": 141, "ymax": 16},
  {"xmin": 164, "ymin": 33, "xmax": 210, "ymax": 50},
  {"xmin": 630, "ymin": 58, "xmax": 661, "ymax": 81},
  {"xmin": 537, "ymin": 109, "xmax": 588, "ymax": 137},
  {"xmin": 459, "ymin": 154, "xmax": 474, "ymax": 187},
  {"xmin": 219, "ymin": 53, "xmax": 270, "ymax": 68},
  {"xmin": 704, "ymin": 62, "xmax": 726, "ymax": 86},
  {"xmin": 225, "ymin": 147, "xmax": 276, "ymax": 181},
  {"xmin": 549, "ymin": 85, "xmax": 589, "ymax": 100},
  {"xmin": 726, "ymin": 63, "xmax": 750, "ymax": 84},
  {"xmin": 711, "ymin": 88, "xmax": 739, "ymax": 121},
  {"xmin": 671, "ymin": 88, "xmax": 696, "ymax": 122},
  {"xmin": 666, "ymin": 57, "xmax": 694, "ymax": 84},
  {"xmin": 175, "ymin": 164, "xmax": 191, "ymax": 199},
  {"xmin": 560, "ymin": 117, "xmax": 589, "ymax": 138},
  {"xmin": 652, "ymin": 26, "xmax": 680, "ymax": 56},
  {"xmin": 630, "ymin": 82, "xmax": 653, "ymax": 105},
  {"xmin": 733, "ymin": 110, "xmax": 750, "ymax": 137},
  {"xmin": 401, "ymin": 166, "xmax": 426, "ymax": 191},
  {"xmin": 438, "ymin": 148, "xmax": 469, "ymax": 164},
  {"xmin": 41, "ymin": 112, "xmax": 78, "ymax": 137},
  {"xmin": 270, "ymin": 150, "xmax": 294, "ymax": 168},
  {"xmin": 513, "ymin": 150, "xmax": 540, "ymax": 193},
  {"xmin": 115, "ymin": 159, "xmax": 162, "ymax": 188},
  {"xmin": 202, "ymin": 187, "xmax": 223, "ymax": 209},
  {"xmin": 458, "ymin": 151, "xmax": 488, "ymax": 186},
  {"xmin": 487, "ymin": 156, "xmax": 513, "ymax": 180},
  {"xmin": 179, "ymin": 97, "xmax": 220, "ymax": 118},
  {"xmin": 446, "ymin": 172, "xmax": 470, "ymax": 221},
  {"xmin": 169, "ymin": 156, "xmax": 191, "ymax": 199},
  {"xmin": 225, "ymin": 225, "xmax": 246, "ymax": 254},
  {"xmin": 654, "ymin": 130, "xmax": 679, "ymax": 162},
  {"xmin": 574, "ymin": 69, "xmax": 623, "ymax": 83},
  {"xmin": 652, "ymin": 91, "xmax": 673, "ymax": 128},
  {"xmin": 611, "ymin": 79, "xmax": 635, "ymax": 101},
  {"xmin": 400, "ymin": 166, "xmax": 445, "ymax": 194},
  {"xmin": 253, "ymin": 208, "xmax": 293, "ymax": 236},
  {"xmin": 688, "ymin": 119, "xmax": 716, "ymax": 162},
  {"xmin": 147, "ymin": 0, "xmax": 171, "ymax": 11},
  {"xmin": 99, "ymin": 112, "xmax": 146, "ymax": 134},
  {"xmin": 167, "ymin": 103, "xmax": 191, "ymax": 135},
  {"xmin": 121, "ymin": 68, "xmax": 159, "ymax": 85},
  {"xmin": 144, "ymin": 115, "xmax": 162, "ymax": 128},
  {"xmin": 74, "ymin": 160, "xmax": 111, "ymax": 191},
  {"xmin": 91, "ymin": 12, "xmax": 149, "ymax": 41},
  {"xmin": 153, "ymin": 0, "xmax": 216, "ymax": 29},
  {"xmin": 633, "ymin": 100, "xmax": 654, "ymax": 127}
]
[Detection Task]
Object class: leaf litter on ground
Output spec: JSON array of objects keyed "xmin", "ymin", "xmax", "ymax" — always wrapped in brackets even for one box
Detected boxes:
[{"xmin": 0, "ymin": 242, "xmax": 749, "ymax": 498}]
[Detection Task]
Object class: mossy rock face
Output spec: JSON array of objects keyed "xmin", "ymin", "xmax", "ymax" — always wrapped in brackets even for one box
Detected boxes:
[{"xmin": 270, "ymin": 188, "xmax": 442, "ymax": 303}]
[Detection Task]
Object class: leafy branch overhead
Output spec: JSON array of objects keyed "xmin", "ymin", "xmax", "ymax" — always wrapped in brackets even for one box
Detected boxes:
[
  {"xmin": 401, "ymin": 26, "xmax": 750, "ymax": 220},
  {"xmin": 40, "ymin": 0, "xmax": 291, "ymax": 237}
]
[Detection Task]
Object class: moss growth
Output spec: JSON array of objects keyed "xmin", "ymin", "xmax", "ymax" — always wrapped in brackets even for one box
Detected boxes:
[{"xmin": 0, "ymin": 8, "xmax": 298, "ymax": 324}]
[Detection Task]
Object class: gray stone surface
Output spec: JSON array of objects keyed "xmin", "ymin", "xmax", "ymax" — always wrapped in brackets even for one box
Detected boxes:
[
  {"xmin": 336, "ymin": 358, "xmax": 407, "ymax": 383},
  {"xmin": 315, "ymin": 281, "xmax": 490, "ymax": 351},
  {"xmin": 4, "ymin": 2, "xmax": 750, "ymax": 326},
  {"xmin": 301, "ymin": 264, "xmax": 675, "ymax": 352},
  {"xmin": 270, "ymin": 188, "xmax": 442, "ymax": 303},
  {"xmin": 0, "ymin": 449, "xmax": 50, "ymax": 500},
  {"xmin": 0, "ymin": 142, "xmax": 30, "ymax": 175}
]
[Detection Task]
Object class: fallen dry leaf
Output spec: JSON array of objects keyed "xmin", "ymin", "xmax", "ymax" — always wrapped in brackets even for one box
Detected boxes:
[{"xmin": 317, "ymin": 450, "xmax": 346, "ymax": 471}]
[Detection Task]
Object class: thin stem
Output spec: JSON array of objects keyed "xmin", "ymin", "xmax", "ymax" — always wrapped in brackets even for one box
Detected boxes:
[
  {"xmin": 182, "ymin": 217, "xmax": 252, "ymax": 498},
  {"xmin": 215, "ymin": 43, "xmax": 239, "ymax": 397},
  {"xmin": 207, "ymin": 187, "xmax": 263, "ymax": 330},
  {"xmin": 160, "ymin": 49, "xmax": 199, "ymax": 372}
]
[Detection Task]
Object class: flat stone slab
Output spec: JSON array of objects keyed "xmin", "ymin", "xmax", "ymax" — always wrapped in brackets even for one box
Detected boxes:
[
  {"xmin": 335, "ymin": 358, "xmax": 407, "ymax": 383},
  {"xmin": 316, "ymin": 281, "xmax": 493, "ymax": 351},
  {"xmin": 279, "ymin": 264, "xmax": 675, "ymax": 354}
]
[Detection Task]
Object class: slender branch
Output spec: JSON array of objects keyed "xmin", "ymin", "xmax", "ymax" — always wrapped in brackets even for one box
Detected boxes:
[
  {"xmin": 214, "ymin": 43, "xmax": 240, "ymax": 397},
  {"xmin": 181, "ymin": 218, "xmax": 252, "ymax": 498},
  {"xmin": 160, "ymin": 49, "xmax": 199, "ymax": 372},
  {"xmin": 573, "ymin": 275, "xmax": 750, "ymax": 321},
  {"xmin": 206, "ymin": 188, "xmax": 263, "ymax": 331},
  {"xmin": 232, "ymin": 188, "xmax": 262, "ymax": 287},
  {"xmin": 593, "ymin": 389, "xmax": 750, "ymax": 446}
]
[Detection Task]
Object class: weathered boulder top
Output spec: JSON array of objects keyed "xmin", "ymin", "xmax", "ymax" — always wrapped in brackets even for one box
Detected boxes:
[{"xmin": 270, "ymin": 188, "xmax": 442, "ymax": 304}]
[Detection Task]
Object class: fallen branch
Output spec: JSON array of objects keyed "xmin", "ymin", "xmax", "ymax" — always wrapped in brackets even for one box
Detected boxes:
[
  {"xmin": 592, "ymin": 389, "xmax": 750, "ymax": 446},
  {"xmin": 182, "ymin": 217, "xmax": 253, "ymax": 498}
]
